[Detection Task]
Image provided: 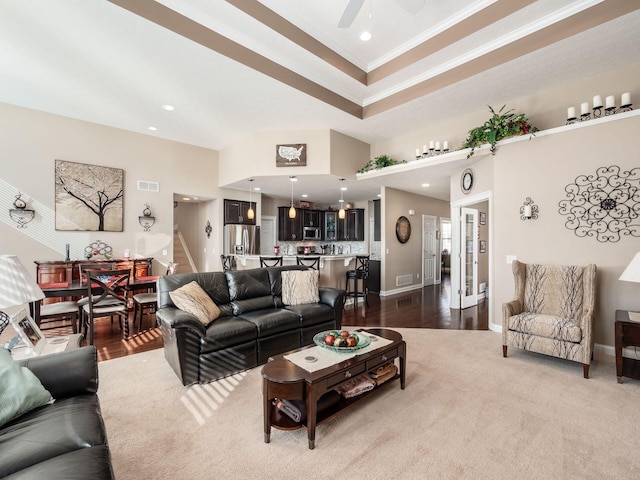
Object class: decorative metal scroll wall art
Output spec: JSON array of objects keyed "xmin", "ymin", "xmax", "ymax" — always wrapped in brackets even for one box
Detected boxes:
[{"xmin": 558, "ymin": 165, "xmax": 640, "ymax": 242}]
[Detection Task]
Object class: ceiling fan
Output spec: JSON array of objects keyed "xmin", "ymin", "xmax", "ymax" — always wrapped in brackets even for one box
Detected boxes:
[{"xmin": 338, "ymin": 0, "xmax": 425, "ymax": 28}]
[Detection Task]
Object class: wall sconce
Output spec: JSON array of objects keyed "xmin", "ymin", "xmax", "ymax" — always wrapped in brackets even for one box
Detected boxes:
[
  {"xmin": 138, "ymin": 203, "xmax": 155, "ymax": 231},
  {"xmin": 205, "ymin": 220, "xmax": 212, "ymax": 239},
  {"xmin": 520, "ymin": 197, "xmax": 539, "ymax": 220},
  {"xmin": 9, "ymin": 192, "xmax": 35, "ymax": 228}
]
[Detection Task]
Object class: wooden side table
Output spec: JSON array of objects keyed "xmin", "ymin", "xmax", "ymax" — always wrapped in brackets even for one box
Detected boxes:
[{"xmin": 615, "ymin": 310, "xmax": 640, "ymax": 383}]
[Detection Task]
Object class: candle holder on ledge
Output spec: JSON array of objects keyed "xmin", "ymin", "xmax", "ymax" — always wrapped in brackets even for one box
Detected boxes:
[
  {"xmin": 619, "ymin": 103, "xmax": 633, "ymax": 113},
  {"xmin": 566, "ymin": 115, "xmax": 578, "ymax": 125}
]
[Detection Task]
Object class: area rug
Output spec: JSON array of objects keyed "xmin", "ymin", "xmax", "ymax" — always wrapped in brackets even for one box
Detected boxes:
[{"xmin": 98, "ymin": 328, "xmax": 640, "ymax": 480}]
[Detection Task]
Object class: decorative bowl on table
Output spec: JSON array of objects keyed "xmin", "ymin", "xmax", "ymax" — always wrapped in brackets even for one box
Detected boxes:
[{"xmin": 313, "ymin": 330, "xmax": 371, "ymax": 352}]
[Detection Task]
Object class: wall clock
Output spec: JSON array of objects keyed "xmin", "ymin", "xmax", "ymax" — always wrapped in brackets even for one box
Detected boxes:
[
  {"xmin": 396, "ymin": 216, "xmax": 411, "ymax": 243},
  {"xmin": 461, "ymin": 168, "xmax": 474, "ymax": 194}
]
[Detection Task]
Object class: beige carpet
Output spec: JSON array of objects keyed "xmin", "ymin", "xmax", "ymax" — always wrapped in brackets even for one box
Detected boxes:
[{"xmin": 98, "ymin": 329, "xmax": 640, "ymax": 480}]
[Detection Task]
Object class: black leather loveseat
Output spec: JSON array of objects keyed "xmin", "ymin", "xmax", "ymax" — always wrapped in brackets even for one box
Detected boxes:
[
  {"xmin": 0, "ymin": 347, "xmax": 115, "ymax": 480},
  {"xmin": 156, "ymin": 265, "xmax": 346, "ymax": 385}
]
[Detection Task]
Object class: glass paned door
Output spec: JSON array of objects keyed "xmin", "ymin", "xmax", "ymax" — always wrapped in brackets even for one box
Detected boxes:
[{"xmin": 460, "ymin": 207, "xmax": 478, "ymax": 308}]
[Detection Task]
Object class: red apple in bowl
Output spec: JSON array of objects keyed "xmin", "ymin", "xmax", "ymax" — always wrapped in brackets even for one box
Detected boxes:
[
  {"xmin": 339, "ymin": 330, "xmax": 350, "ymax": 339},
  {"xmin": 346, "ymin": 336, "xmax": 357, "ymax": 347},
  {"xmin": 324, "ymin": 334, "xmax": 336, "ymax": 346}
]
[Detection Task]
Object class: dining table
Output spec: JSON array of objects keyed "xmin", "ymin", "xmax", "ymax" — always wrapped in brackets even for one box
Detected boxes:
[{"xmin": 32, "ymin": 276, "xmax": 160, "ymax": 326}]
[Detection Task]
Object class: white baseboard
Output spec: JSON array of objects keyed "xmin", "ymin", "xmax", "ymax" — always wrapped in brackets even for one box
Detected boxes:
[{"xmin": 379, "ymin": 284, "xmax": 424, "ymax": 297}]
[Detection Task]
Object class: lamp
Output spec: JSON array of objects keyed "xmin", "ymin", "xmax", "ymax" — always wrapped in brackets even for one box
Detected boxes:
[
  {"xmin": 338, "ymin": 178, "xmax": 346, "ymax": 220},
  {"xmin": 289, "ymin": 176, "xmax": 297, "ymax": 219},
  {"xmin": 9, "ymin": 192, "xmax": 35, "ymax": 228},
  {"xmin": 620, "ymin": 252, "xmax": 640, "ymax": 321},
  {"xmin": 247, "ymin": 179, "xmax": 255, "ymax": 221},
  {"xmin": 138, "ymin": 204, "xmax": 155, "ymax": 231},
  {"xmin": 0, "ymin": 255, "xmax": 45, "ymax": 342}
]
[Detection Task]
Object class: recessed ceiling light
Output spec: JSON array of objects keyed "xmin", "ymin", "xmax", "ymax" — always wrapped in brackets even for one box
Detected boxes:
[
  {"xmin": 162, "ymin": 104, "xmax": 175, "ymax": 111},
  {"xmin": 301, "ymin": 194, "xmax": 308, "ymax": 198},
  {"xmin": 360, "ymin": 31, "xmax": 372, "ymax": 41},
  {"xmin": 377, "ymin": 194, "xmax": 381, "ymax": 197},
  {"xmin": 254, "ymin": 187, "xmax": 261, "ymax": 191},
  {"xmin": 148, "ymin": 126, "xmax": 157, "ymax": 131},
  {"xmin": 339, "ymin": 199, "xmax": 345, "ymax": 203},
  {"xmin": 290, "ymin": 176, "xmax": 297, "ymax": 182},
  {"xmin": 182, "ymin": 197, "xmax": 190, "ymax": 201},
  {"xmin": 341, "ymin": 187, "xmax": 348, "ymax": 191},
  {"xmin": 422, "ymin": 183, "xmax": 430, "ymax": 187}
]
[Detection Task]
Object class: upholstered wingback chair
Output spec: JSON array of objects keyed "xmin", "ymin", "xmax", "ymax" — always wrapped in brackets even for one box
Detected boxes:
[{"xmin": 502, "ymin": 260, "xmax": 597, "ymax": 378}]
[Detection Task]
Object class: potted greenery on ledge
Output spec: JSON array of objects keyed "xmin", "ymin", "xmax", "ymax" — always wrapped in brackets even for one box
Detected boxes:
[
  {"xmin": 357, "ymin": 154, "xmax": 407, "ymax": 174},
  {"xmin": 461, "ymin": 105, "xmax": 538, "ymax": 158}
]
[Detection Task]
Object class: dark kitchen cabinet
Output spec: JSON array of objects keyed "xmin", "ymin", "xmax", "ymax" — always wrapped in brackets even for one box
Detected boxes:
[
  {"xmin": 302, "ymin": 209, "xmax": 323, "ymax": 228},
  {"xmin": 224, "ymin": 199, "xmax": 255, "ymax": 225},
  {"xmin": 337, "ymin": 208, "xmax": 365, "ymax": 241},
  {"xmin": 278, "ymin": 207, "xmax": 302, "ymax": 241}
]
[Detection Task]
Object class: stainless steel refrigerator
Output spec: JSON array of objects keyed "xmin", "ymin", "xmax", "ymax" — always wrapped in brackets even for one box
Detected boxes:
[{"xmin": 224, "ymin": 225, "xmax": 260, "ymax": 255}]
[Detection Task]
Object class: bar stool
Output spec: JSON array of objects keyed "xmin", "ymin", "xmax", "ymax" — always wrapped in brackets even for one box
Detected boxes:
[
  {"xmin": 345, "ymin": 255, "xmax": 370, "ymax": 309},
  {"xmin": 296, "ymin": 256, "xmax": 320, "ymax": 269},
  {"xmin": 260, "ymin": 256, "xmax": 283, "ymax": 267}
]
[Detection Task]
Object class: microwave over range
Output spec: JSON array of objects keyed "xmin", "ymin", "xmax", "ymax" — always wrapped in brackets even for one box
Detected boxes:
[{"xmin": 302, "ymin": 226, "xmax": 322, "ymax": 240}]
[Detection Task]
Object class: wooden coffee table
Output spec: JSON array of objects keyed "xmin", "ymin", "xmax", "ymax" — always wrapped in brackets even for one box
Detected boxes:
[{"xmin": 262, "ymin": 328, "xmax": 406, "ymax": 449}]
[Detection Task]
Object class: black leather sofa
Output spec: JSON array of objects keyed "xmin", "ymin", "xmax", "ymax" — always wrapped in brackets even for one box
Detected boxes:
[
  {"xmin": 0, "ymin": 347, "xmax": 115, "ymax": 480},
  {"xmin": 156, "ymin": 265, "xmax": 346, "ymax": 385}
]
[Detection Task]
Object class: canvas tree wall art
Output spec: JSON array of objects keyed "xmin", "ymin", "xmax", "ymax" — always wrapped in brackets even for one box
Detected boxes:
[{"xmin": 55, "ymin": 160, "xmax": 124, "ymax": 231}]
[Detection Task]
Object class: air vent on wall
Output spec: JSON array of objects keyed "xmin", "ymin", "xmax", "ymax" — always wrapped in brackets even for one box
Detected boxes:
[
  {"xmin": 396, "ymin": 274, "xmax": 413, "ymax": 287},
  {"xmin": 137, "ymin": 180, "xmax": 159, "ymax": 192}
]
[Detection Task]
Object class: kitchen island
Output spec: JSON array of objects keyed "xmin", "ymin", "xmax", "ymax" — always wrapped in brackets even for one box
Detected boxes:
[{"xmin": 232, "ymin": 255, "xmax": 357, "ymax": 290}]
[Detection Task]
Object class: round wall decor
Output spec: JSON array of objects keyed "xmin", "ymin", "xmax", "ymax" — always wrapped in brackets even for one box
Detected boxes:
[
  {"xmin": 396, "ymin": 216, "xmax": 411, "ymax": 243},
  {"xmin": 461, "ymin": 168, "xmax": 474, "ymax": 194}
]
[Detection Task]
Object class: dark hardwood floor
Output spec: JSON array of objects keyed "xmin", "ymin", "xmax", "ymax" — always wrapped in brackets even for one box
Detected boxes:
[{"xmin": 41, "ymin": 274, "xmax": 487, "ymax": 362}]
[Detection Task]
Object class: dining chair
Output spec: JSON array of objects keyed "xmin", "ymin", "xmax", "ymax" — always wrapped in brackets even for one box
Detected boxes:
[
  {"xmin": 82, "ymin": 269, "xmax": 131, "ymax": 345},
  {"xmin": 259, "ymin": 256, "xmax": 283, "ymax": 267},
  {"xmin": 38, "ymin": 300, "xmax": 80, "ymax": 334},
  {"xmin": 296, "ymin": 256, "xmax": 321, "ymax": 269},
  {"xmin": 132, "ymin": 262, "xmax": 177, "ymax": 332}
]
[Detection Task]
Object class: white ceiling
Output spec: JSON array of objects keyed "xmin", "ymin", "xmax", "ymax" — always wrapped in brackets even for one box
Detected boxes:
[{"xmin": 1, "ymin": 0, "xmax": 639, "ymax": 204}]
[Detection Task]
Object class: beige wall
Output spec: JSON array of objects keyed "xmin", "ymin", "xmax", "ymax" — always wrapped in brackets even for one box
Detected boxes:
[
  {"xmin": 381, "ymin": 187, "xmax": 450, "ymax": 294},
  {"xmin": 0, "ymin": 102, "xmax": 222, "ymax": 275},
  {"xmin": 372, "ymin": 62, "xmax": 640, "ymax": 167},
  {"xmin": 219, "ymin": 130, "xmax": 331, "ymax": 186},
  {"xmin": 486, "ymin": 114, "xmax": 640, "ymax": 347},
  {"xmin": 329, "ymin": 130, "xmax": 371, "ymax": 179}
]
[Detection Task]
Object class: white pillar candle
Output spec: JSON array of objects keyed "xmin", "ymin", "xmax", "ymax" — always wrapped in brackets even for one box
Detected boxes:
[
  {"xmin": 423, "ymin": 145, "xmax": 427, "ymax": 154},
  {"xmin": 429, "ymin": 140, "xmax": 435, "ymax": 149},
  {"xmin": 416, "ymin": 148, "xmax": 420, "ymax": 157},
  {"xmin": 524, "ymin": 205, "xmax": 532, "ymax": 218},
  {"xmin": 593, "ymin": 95, "xmax": 603, "ymax": 108},
  {"xmin": 580, "ymin": 102, "xmax": 589, "ymax": 115},
  {"xmin": 621, "ymin": 92, "xmax": 631, "ymax": 106},
  {"xmin": 435, "ymin": 141, "xmax": 441, "ymax": 150},
  {"xmin": 606, "ymin": 95, "xmax": 615, "ymax": 109},
  {"xmin": 567, "ymin": 107, "xmax": 576, "ymax": 119},
  {"xmin": 443, "ymin": 140, "xmax": 449, "ymax": 150}
]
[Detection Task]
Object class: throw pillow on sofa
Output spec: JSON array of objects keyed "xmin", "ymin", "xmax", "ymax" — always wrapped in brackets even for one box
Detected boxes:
[
  {"xmin": 281, "ymin": 270, "xmax": 320, "ymax": 305},
  {"xmin": 169, "ymin": 281, "xmax": 221, "ymax": 326},
  {"xmin": 0, "ymin": 347, "xmax": 54, "ymax": 428}
]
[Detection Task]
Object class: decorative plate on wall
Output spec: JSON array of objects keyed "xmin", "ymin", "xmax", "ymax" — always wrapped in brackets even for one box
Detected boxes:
[{"xmin": 396, "ymin": 216, "xmax": 411, "ymax": 243}]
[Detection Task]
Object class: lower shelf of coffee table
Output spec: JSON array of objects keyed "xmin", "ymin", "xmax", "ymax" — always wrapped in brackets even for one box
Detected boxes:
[{"xmin": 270, "ymin": 373, "xmax": 401, "ymax": 431}]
